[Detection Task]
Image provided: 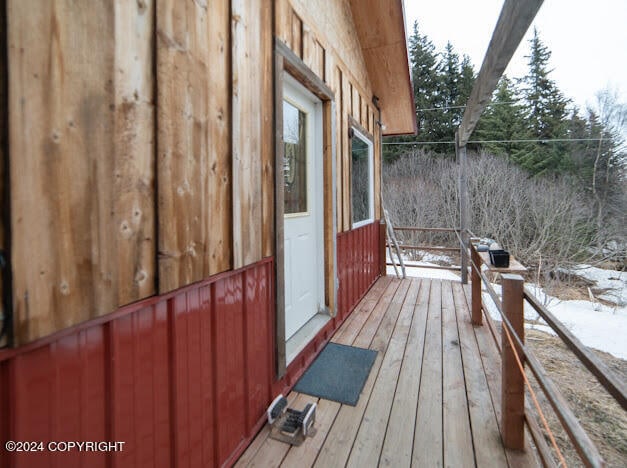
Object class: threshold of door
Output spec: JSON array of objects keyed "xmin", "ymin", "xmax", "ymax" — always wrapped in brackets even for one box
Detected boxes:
[{"xmin": 286, "ymin": 313, "xmax": 331, "ymax": 365}]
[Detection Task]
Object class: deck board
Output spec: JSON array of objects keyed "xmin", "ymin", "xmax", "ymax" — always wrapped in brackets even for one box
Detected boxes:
[
  {"xmin": 238, "ymin": 277, "xmax": 540, "ymax": 468},
  {"xmin": 412, "ymin": 279, "xmax": 443, "ymax": 467},
  {"xmin": 442, "ymin": 281, "xmax": 475, "ymax": 466},
  {"xmin": 379, "ymin": 279, "xmax": 429, "ymax": 467}
]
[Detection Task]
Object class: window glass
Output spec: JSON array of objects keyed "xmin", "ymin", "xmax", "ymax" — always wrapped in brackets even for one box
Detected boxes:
[
  {"xmin": 351, "ymin": 130, "xmax": 373, "ymax": 225},
  {"xmin": 283, "ymin": 100, "xmax": 308, "ymax": 214}
]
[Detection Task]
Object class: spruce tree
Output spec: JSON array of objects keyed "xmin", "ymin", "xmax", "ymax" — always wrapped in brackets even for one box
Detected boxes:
[
  {"xmin": 518, "ymin": 28, "xmax": 570, "ymax": 175},
  {"xmin": 384, "ymin": 21, "xmax": 441, "ymax": 159},
  {"xmin": 476, "ymin": 77, "xmax": 528, "ymax": 161}
]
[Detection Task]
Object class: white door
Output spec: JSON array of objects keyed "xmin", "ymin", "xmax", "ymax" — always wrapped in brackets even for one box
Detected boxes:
[{"xmin": 283, "ymin": 76, "xmax": 325, "ymax": 340}]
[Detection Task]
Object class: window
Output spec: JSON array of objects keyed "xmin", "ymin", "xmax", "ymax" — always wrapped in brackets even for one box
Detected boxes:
[
  {"xmin": 350, "ymin": 128, "xmax": 374, "ymax": 227},
  {"xmin": 283, "ymin": 99, "xmax": 308, "ymax": 215}
]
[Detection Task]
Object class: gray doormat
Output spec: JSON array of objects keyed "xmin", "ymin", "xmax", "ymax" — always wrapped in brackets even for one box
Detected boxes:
[{"xmin": 293, "ymin": 342, "xmax": 377, "ymax": 406}]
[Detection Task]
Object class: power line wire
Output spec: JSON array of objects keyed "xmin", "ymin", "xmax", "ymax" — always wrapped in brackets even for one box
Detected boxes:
[
  {"xmin": 416, "ymin": 101, "xmax": 520, "ymax": 112},
  {"xmin": 383, "ymin": 137, "xmax": 604, "ymax": 146}
]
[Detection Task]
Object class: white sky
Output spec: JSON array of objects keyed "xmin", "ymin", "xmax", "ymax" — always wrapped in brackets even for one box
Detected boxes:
[{"xmin": 403, "ymin": 0, "xmax": 627, "ymax": 111}]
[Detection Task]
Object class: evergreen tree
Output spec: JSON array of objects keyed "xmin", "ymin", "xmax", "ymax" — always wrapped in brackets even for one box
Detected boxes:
[
  {"xmin": 475, "ymin": 76, "xmax": 529, "ymax": 161},
  {"xmin": 517, "ymin": 28, "xmax": 570, "ymax": 175},
  {"xmin": 458, "ymin": 55, "xmax": 475, "ymax": 108},
  {"xmin": 384, "ymin": 21, "xmax": 441, "ymax": 159}
]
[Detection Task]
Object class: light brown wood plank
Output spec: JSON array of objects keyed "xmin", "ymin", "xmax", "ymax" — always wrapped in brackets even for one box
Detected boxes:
[
  {"xmin": 332, "ymin": 276, "xmax": 394, "ymax": 345},
  {"xmin": 352, "ymin": 279, "xmax": 407, "ymax": 350},
  {"xmin": 323, "ymin": 100, "xmax": 335, "ymax": 312},
  {"xmin": 413, "ymin": 280, "xmax": 443, "ymax": 467},
  {"xmin": 291, "ymin": 11, "xmax": 302, "ymax": 59},
  {"xmin": 453, "ymin": 282, "xmax": 509, "ymax": 468},
  {"xmin": 9, "ymin": 0, "xmax": 155, "ymax": 343},
  {"xmin": 232, "ymin": 0, "xmax": 265, "ymax": 269},
  {"xmin": 314, "ymin": 280, "xmax": 409, "ymax": 467},
  {"xmin": 0, "ymin": 1, "xmax": 7, "ymax": 345},
  {"xmin": 347, "ymin": 279, "xmax": 420, "ymax": 467},
  {"xmin": 335, "ymin": 66, "xmax": 343, "ymax": 231},
  {"xmin": 341, "ymin": 76, "xmax": 351, "ymax": 231},
  {"xmin": 380, "ymin": 279, "xmax": 430, "ymax": 467},
  {"xmin": 157, "ymin": 0, "xmax": 232, "ymax": 292},
  {"xmin": 442, "ymin": 281, "xmax": 475, "ymax": 466},
  {"xmin": 462, "ymin": 285, "xmax": 539, "ymax": 468},
  {"xmin": 261, "ymin": 0, "xmax": 273, "ymax": 259}
]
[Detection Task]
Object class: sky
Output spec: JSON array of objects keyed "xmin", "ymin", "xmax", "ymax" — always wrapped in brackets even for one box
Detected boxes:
[{"xmin": 403, "ymin": 0, "xmax": 627, "ymax": 112}]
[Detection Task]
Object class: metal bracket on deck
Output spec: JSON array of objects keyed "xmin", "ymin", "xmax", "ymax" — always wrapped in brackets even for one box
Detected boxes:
[{"xmin": 267, "ymin": 394, "xmax": 317, "ymax": 446}]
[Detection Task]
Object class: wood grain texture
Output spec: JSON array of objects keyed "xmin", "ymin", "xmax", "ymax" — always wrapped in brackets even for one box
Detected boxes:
[
  {"xmin": 232, "ymin": 0, "xmax": 268, "ymax": 269},
  {"xmin": 341, "ymin": 76, "xmax": 351, "ymax": 232},
  {"xmin": 441, "ymin": 281, "xmax": 475, "ymax": 466},
  {"xmin": 348, "ymin": 0, "xmax": 416, "ymax": 136},
  {"xmin": 9, "ymin": 0, "xmax": 155, "ymax": 344},
  {"xmin": 323, "ymin": 101, "xmax": 335, "ymax": 313},
  {"xmin": 335, "ymin": 66, "xmax": 343, "ymax": 231},
  {"xmin": 0, "ymin": 0, "xmax": 8, "ymax": 344},
  {"xmin": 413, "ymin": 280, "xmax": 443, "ymax": 467},
  {"xmin": 157, "ymin": 0, "xmax": 231, "ymax": 292},
  {"xmin": 261, "ymin": 0, "xmax": 274, "ymax": 258},
  {"xmin": 459, "ymin": 0, "xmax": 543, "ymax": 145},
  {"xmin": 453, "ymin": 282, "xmax": 509, "ymax": 468}
]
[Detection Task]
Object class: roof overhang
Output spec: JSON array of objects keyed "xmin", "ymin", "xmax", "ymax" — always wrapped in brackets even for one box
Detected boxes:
[{"xmin": 349, "ymin": 0, "xmax": 417, "ymax": 136}]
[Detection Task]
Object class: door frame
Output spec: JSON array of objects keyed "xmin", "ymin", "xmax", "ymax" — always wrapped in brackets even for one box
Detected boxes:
[{"xmin": 274, "ymin": 39, "xmax": 336, "ymax": 377}]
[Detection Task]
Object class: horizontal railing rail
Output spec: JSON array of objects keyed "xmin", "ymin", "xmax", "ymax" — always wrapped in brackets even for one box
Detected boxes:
[
  {"xmin": 386, "ymin": 224, "xmax": 620, "ymax": 466},
  {"xmin": 386, "ymin": 226, "xmax": 463, "ymax": 274},
  {"xmin": 467, "ymin": 240, "xmax": 621, "ymax": 468}
]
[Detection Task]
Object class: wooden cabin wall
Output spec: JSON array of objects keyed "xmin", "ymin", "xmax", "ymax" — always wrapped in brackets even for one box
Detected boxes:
[
  {"xmin": 276, "ymin": 0, "xmax": 382, "ymax": 233},
  {"xmin": 6, "ymin": 0, "xmax": 274, "ymax": 343},
  {"xmin": 0, "ymin": 0, "xmax": 7, "ymax": 345},
  {"xmin": 157, "ymin": 0, "xmax": 273, "ymax": 292},
  {"xmin": 8, "ymin": 0, "xmax": 156, "ymax": 345}
]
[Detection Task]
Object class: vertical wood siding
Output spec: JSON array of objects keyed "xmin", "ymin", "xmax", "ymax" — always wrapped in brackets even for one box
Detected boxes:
[
  {"xmin": 276, "ymin": 0, "xmax": 382, "ymax": 233},
  {"xmin": 0, "ymin": 259, "xmax": 273, "ymax": 468},
  {"xmin": 156, "ymin": 0, "xmax": 232, "ymax": 291},
  {"xmin": 8, "ymin": 0, "xmax": 156, "ymax": 344},
  {"xmin": 6, "ymin": 0, "xmax": 275, "ymax": 342}
]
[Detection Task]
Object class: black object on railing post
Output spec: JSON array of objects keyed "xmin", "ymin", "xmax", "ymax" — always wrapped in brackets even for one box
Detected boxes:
[{"xmin": 501, "ymin": 273, "xmax": 525, "ymax": 450}]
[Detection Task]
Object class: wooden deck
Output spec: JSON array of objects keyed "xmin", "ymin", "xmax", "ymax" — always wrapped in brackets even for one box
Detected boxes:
[{"xmin": 237, "ymin": 277, "xmax": 539, "ymax": 467}]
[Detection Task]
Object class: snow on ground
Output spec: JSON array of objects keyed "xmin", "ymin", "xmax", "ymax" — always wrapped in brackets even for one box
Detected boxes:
[
  {"xmin": 389, "ymin": 256, "xmax": 627, "ymax": 359},
  {"xmin": 482, "ymin": 283, "xmax": 627, "ymax": 360},
  {"xmin": 386, "ymin": 259, "xmax": 460, "ymax": 281},
  {"xmin": 564, "ymin": 264, "xmax": 626, "ymax": 306}
]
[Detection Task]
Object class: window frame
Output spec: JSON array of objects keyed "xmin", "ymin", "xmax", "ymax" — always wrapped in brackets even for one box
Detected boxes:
[{"xmin": 350, "ymin": 126, "xmax": 374, "ymax": 229}]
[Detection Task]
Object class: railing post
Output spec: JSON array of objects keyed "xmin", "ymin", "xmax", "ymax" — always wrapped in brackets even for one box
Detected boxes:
[
  {"xmin": 501, "ymin": 273, "xmax": 525, "ymax": 450},
  {"xmin": 379, "ymin": 220, "xmax": 387, "ymax": 277},
  {"xmin": 471, "ymin": 245, "xmax": 482, "ymax": 325}
]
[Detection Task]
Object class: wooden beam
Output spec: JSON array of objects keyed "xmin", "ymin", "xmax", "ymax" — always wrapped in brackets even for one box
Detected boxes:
[
  {"xmin": 0, "ymin": 0, "xmax": 11, "ymax": 347},
  {"xmin": 525, "ymin": 289, "xmax": 627, "ymax": 410},
  {"xmin": 458, "ymin": 0, "xmax": 544, "ymax": 146},
  {"xmin": 274, "ymin": 53, "xmax": 287, "ymax": 378},
  {"xmin": 456, "ymin": 133, "xmax": 469, "ymax": 284},
  {"xmin": 501, "ymin": 274, "xmax": 525, "ymax": 450},
  {"xmin": 470, "ymin": 245, "xmax": 482, "ymax": 326},
  {"xmin": 275, "ymin": 39, "xmax": 334, "ymax": 102}
]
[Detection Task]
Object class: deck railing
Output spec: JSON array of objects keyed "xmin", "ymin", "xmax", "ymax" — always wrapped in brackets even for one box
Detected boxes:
[
  {"xmin": 385, "ymin": 226, "xmax": 463, "ymax": 273},
  {"xmin": 469, "ymin": 240, "xmax": 626, "ymax": 468},
  {"xmin": 386, "ymin": 225, "xmax": 626, "ymax": 467}
]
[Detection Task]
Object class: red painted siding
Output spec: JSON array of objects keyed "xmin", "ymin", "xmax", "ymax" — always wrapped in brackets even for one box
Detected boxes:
[
  {"xmin": 0, "ymin": 260, "xmax": 273, "ymax": 468},
  {"xmin": 0, "ymin": 222, "xmax": 382, "ymax": 468},
  {"xmin": 336, "ymin": 221, "xmax": 381, "ymax": 320}
]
